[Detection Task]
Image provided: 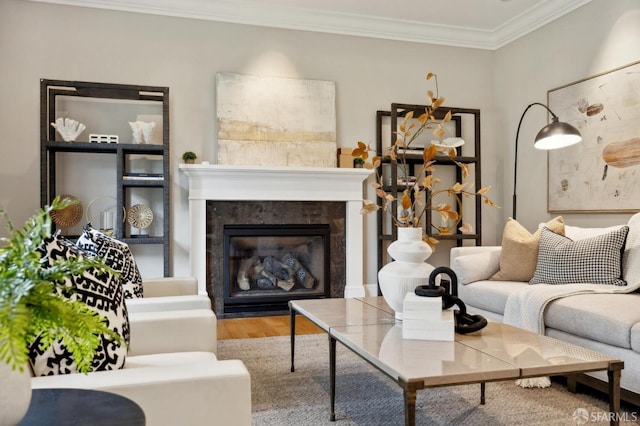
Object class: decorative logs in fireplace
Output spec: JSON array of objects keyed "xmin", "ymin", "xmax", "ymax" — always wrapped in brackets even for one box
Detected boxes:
[
  {"xmin": 223, "ymin": 224, "xmax": 330, "ymax": 315},
  {"xmin": 237, "ymin": 254, "xmax": 317, "ymax": 291}
]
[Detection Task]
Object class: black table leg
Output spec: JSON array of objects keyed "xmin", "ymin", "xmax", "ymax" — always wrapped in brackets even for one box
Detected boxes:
[
  {"xmin": 480, "ymin": 382, "xmax": 485, "ymax": 405},
  {"xmin": 290, "ymin": 305, "xmax": 296, "ymax": 373},
  {"xmin": 330, "ymin": 335, "xmax": 337, "ymax": 421}
]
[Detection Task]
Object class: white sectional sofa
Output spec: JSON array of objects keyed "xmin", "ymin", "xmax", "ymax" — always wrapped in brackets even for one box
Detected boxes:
[{"xmin": 450, "ymin": 213, "xmax": 640, "ymax": 404}]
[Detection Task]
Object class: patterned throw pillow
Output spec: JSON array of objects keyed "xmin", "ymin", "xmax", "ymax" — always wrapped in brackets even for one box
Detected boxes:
[
  {"xmin": 30, "ymin": 233, "xmax": 130, "ymax": 375},
  {"xmin": 77, "ymin": 224, "xmax": 143, "ymax": 298},
  {"xmin": 530, "ymin": 226, "xmax": 629, "ymax": 286}
]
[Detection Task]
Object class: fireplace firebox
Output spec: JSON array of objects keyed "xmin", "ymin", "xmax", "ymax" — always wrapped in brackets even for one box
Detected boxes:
[{"xmin": 223, "ymin": 224, "xmax": 330, "ymax": 314}]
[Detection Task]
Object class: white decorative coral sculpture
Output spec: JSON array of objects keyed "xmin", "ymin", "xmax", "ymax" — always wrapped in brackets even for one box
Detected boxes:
[
  {"xmin": 51, "ymin": 118, "xmax": 86, "ymax": 142},
  {"xmin": 129, "ymin": 121, "xmax": 156, "ymax": 144}
]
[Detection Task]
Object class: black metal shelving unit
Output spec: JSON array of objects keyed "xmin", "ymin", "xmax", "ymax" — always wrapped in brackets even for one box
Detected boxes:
[
  {"xmin": 40, "ymin": 79, "xmax": 170, "ymax": 276},
  {"xmin": 375, "ymin": 104, "xmax": 482, "ymax": 271}
]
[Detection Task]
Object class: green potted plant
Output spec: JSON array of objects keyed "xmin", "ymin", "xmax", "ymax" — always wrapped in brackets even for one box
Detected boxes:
[
  {"xmin": 182, "ymin": 151, "xmax": 197, "ymax": 164},
  {"xmin": 0, "ymin": 197, "xmax": 119, "ymax": 424},
  {"xmin": 353, "ymin": 157, "xmax": 365, "ymax": 168}
]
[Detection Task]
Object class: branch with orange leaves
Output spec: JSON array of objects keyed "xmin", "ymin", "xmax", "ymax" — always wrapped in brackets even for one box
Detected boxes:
[{"xmin": 352, "ymin": 73, "xmax": 499, "ymax": 250}]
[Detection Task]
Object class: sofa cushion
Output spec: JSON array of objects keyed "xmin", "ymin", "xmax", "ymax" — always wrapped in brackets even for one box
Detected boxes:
[
  {"xmin": 30, "ymin": 233, "xmax": 130, "ymax": 376},
  {"xmin": 77, "ymin": 224, "xmax": 143, "ymax": 299},
  {"xmin": 530, "ymin": 227, "xmax": 628, "ymax": 286},
  {"xmin": 631, "ymin": 323, "xmax": 640, "ymax": 353},
  {"xmin": 545, "ymin": 293, "xmax": 640, "ymax": 349},
  {"xmin": 457, "ymin": 280, "xmax": 529, "ymax": 315},
  {"xmin": 490, "ymin": 216, "xmax": 564, "ymax": 282},
  {"xmin": 125, "ymin": 351, "xmax": 217, "ymax": 369},
  {"xmin": 623, "ymin": 213, "xmax": 640, "ymax": 290}
]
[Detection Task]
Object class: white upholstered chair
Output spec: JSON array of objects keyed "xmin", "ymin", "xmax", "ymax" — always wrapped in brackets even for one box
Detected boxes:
[{"xmin": 31, "ymin": 307, "xmax": 251, "ymax": 426}]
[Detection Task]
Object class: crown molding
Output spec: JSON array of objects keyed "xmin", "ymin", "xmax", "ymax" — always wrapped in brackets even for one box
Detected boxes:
[
  {"xmin": 491, "ymin": 0, "xmax": 593, "ymax": 49},
  {"xmin": 25, "ymin": 0, "xmax": 593, "ymax": 50}
]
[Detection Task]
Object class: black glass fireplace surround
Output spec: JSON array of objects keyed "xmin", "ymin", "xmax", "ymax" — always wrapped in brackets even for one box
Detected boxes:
[{"xmin": 223, "ymin": 224, "xmax": 330, "ymax": 314}]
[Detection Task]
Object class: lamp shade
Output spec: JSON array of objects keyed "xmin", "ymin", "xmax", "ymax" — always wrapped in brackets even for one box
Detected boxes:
[
  {"xmin": 533, "ymin": 118, "xmax": 582, "ymax": 150},
  {"xmin": 512, "ymin": 102, "xmax": 582, "ymax": 220}
]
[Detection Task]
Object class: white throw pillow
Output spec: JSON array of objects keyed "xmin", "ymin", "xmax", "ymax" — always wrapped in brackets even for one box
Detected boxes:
[
  {"xmin": 455, "ymin": 250, "xmax": 501, "ymax": 285},
  {"xmin": 564, "ymin": 224, "xmax": 624, "ymax": 241}
]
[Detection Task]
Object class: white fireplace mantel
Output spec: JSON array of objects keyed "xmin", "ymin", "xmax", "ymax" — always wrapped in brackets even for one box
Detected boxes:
[{"xmin": 179, "ymin": 164, "xmax": 373, "ymax": 298}]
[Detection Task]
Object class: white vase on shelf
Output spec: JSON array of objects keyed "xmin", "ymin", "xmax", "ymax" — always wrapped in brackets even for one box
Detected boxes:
[{"xmin": 378, "ymin": 227, "xmax": 434, "ymax": 320}]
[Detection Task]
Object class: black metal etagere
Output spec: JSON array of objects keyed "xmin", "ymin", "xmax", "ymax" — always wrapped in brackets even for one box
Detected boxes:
[
  {"xmin": 40, "ymin": 79, "xmax": 170, "ymax": 276},
  {"xmin": 375, "ymin": 104, "xmax": 482, "ymax": 271}
]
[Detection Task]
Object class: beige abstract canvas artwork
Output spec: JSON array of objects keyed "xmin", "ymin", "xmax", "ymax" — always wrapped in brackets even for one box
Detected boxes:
[{"xmin": 216, "ymin": 72, "xmax": 337, "ymax": 167}]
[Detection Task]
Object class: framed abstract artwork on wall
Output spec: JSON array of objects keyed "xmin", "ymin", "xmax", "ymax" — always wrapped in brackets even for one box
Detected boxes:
[
  {"xmin": 547, "ymin": 60, "xmax": 640, "ymax": 213},
  {"xmin": 215, "ymin": 72, "xmax": 337, "ymax": 168}
]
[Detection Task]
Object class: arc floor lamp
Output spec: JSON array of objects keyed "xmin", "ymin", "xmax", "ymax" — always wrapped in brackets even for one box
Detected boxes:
[{"xmin": 513, "ymin": 102, "xmax": 582, "ymax": 220}]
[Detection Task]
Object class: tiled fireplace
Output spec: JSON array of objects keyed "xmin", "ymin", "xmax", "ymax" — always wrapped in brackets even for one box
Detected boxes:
[{"xmin": 179, "ymin": 164, "xmax": 372, "ymax": 317}]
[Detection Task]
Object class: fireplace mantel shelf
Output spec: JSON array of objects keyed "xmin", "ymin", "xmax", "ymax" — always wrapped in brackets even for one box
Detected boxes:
[
  {"xmin": 179, "ymin": 164, "xmax": 373, "ymax": 201},
  {"xmin": 180, "ymin": 164, "xmax": 374, "ymax": 299}
]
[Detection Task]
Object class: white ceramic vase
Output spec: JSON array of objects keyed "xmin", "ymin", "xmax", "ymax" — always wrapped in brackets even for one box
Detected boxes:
[
  {"xmin": 0, "ymin": 361, "xmax": 32, "ymax": 425},
  {"xmin": 378, "ymin": 227, "xmax": 434, "ymax": 320}
]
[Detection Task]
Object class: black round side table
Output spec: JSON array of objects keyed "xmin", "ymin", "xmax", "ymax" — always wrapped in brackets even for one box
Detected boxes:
[{"xmin": 19, "ymin": 388, "xmax": 145, "ymax": 426}]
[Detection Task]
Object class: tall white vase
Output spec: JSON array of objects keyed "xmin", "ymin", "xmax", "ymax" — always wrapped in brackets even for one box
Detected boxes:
[
  {"xmin": 378, "ymin": 227, "xmax": 434, "ymax": 320},
  {"xmin": 0, "ymin": 361, "xmax": 31, "ymax": 425}
]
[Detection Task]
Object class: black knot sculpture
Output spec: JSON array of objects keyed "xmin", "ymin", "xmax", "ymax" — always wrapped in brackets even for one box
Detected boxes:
[{"xmin": 415, "ymin": 267, "xmax": 487, "ymax": 334}]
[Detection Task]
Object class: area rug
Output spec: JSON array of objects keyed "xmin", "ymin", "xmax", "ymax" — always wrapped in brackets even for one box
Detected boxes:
[{"xmin": 217, "ymin": 334, "xmax": 636, "ymax": 425}]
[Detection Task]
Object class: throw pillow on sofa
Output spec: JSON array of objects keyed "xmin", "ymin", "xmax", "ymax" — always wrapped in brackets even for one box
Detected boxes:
[
  {"xmin": 490, "ymin": 216, "xmax": 564, "ymax": 282},
  {"xmin": 77, "ymin": 224, "xmax": 143, "ymax": 298},
  {"xmin": 530, "ymin": 226, "xmax": 629, "ymax": 286},
  {"xmin": 455, "ymin": 249, "xmax": 501, "ymax": 284},
  {"xmin": 29, "ymin": 233, "xmax": 130, "ymax": 376}
]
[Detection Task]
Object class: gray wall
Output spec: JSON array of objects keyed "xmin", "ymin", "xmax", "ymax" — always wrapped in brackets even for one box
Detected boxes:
[
  {"xmin": 494, "ymin": 0, "xmax": 640, "ymax": 233},
  {"xmin": 1, "ymin": 0, "xmax": 638, "ymax": 283}
]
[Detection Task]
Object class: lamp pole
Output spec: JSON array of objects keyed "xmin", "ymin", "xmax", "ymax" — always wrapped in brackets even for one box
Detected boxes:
[{"xmin": 513, "ymin": 102, "xmax": 581, "ymax": 220}]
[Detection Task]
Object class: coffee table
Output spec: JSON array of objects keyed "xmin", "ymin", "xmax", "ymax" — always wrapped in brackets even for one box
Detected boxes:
[{"xmin": 290, "ymin": 297, "xmax": 624, "ymax": 426}]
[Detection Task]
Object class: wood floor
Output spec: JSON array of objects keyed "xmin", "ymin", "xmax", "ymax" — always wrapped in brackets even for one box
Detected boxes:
[{"xmin": 217, "ymin": 314, "xmax": 322, "ymax": 340}]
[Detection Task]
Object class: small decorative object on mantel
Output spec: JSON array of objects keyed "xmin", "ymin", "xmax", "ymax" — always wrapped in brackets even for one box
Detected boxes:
[
  {"xmin": 126, "ymin": 204, "xmax": 153, "ymax": 237},
  {"xmin": 353, "ymin": 72, "xmax": 499, "ymax": 319},
  {"xmin": 182, "ymin": 151, "xmax": 197, "ymax": 164},
  {"xmin": 50, "ymin": 117, "xmax": 86, "ymax": 142},
  {"xmin": 128, "ymin": 121, "xmax": 156, "ymax": 144}
]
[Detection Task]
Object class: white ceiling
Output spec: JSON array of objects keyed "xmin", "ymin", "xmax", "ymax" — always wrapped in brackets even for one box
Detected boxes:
[{"xmin": 28, "ymin": 0, "xmax": 593, "ymax": 50}]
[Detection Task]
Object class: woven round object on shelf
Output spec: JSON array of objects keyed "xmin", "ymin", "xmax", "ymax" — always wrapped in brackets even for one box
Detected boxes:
[
  {"xmin": 126, "ymin": 204, "xmax": 153, "ymax": 230},
  {"xmin": 50, "ymin": 194, "xmax": 83, "ymax": 228}
]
